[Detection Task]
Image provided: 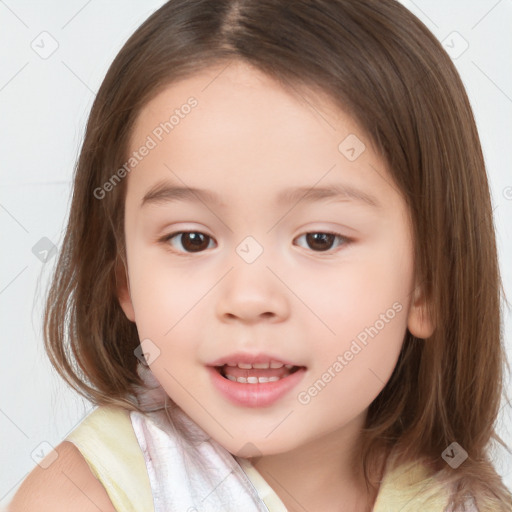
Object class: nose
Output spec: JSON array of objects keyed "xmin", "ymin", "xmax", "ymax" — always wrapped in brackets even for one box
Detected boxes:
[{"xmin": 215, "ymin": 257, "xmax": 290, "ymax": 325}]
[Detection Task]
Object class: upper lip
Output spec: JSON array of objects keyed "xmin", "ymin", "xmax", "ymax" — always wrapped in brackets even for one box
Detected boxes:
[{"xmin": 207, "ymin": 352, "xmax": 304, "ymax": 367}]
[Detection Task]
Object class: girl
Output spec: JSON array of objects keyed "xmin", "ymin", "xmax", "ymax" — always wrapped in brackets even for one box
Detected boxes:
[{"xmin": 9, "ymin": 0, "xmax": 511, "ymax": 511}]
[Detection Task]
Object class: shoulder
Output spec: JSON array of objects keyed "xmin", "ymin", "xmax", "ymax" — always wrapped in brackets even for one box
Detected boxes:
[{"xmin": 7, "ymin": 440, "xmax": 116, "ymax": 512}]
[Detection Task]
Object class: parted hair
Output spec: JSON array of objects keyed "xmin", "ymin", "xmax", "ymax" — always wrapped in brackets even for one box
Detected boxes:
[{"xmin": 43, "ymin": 0, "xmax": 512, "ymax": 510}]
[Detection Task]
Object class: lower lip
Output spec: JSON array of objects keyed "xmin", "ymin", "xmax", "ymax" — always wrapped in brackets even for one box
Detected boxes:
[{"xmin": 207, "ymin": 366, "xmax": 307, "ymax": 408}]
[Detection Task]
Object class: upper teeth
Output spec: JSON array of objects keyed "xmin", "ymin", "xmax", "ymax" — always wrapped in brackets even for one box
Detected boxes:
[{"xmin": 226, "ymin": 361, "xmax": 294, "ymax": 369}]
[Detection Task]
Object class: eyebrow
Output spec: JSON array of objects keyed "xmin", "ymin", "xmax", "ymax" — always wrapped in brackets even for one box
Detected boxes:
[{"xmin": 141, "ymin": 180, "xmax": 381, "ymax": 209}]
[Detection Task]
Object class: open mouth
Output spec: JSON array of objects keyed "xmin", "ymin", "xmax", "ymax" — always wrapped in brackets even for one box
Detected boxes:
[
  {"xmin": 214, "ymin": 363, "xmax": 304, "ymax": 384},
  {"xmin": 208, "ymin": 359, "xmax": 308, "ymax": 407}
]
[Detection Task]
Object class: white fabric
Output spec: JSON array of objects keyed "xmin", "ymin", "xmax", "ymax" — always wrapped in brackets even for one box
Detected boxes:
[
  {"xmin": 130, "ymin": 406, "xmax": 274, "ymax": 512},
  {"xmin": 130, "ymin": 364, "xmax": 284, "ymax": 512}
]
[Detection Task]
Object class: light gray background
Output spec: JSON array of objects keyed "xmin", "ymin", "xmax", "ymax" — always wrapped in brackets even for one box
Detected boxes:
[{"xmin": 1, "ymin": 0, "xmax": 511, "ymax": 505}]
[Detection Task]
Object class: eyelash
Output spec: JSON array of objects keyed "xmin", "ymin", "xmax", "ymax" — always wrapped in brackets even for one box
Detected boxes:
[{"xmin": 159, "ymin": 230, "xmax": 352, "ymax": 256}]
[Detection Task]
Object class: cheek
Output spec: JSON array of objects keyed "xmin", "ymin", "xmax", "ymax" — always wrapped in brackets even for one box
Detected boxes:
[
  {"xmin": 296, "ymin": 244, "xmax": 413, "ymax": 346},
  {"xmin": 132, "ymin": 283, "xmax": 202, "ymax": 344},
  {"xmin": 128, "ymin": 266, "xmax": 205, "ymax": 398},
  {"xmin": 125, "ymin": 245, "xmax": 204, "ymax": 341}
]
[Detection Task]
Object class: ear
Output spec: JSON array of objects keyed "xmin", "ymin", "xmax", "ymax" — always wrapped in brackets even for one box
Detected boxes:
[
  {"xmin": 115, "ymin": 257, "xmax": 136, "ymax": 322},
  {"xmin": 407, "ymin": 281, "xmax": 434, "ymax": 339}
]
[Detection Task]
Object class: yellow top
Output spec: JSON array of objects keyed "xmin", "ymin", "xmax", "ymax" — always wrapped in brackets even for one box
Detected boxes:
[
  {"xmin": 65, "ymin": 405, "xmax": 475, "ymax": 512},
  {"xmin": 65, "ymin": 406, "xmax": 153, "ymax": 512}
]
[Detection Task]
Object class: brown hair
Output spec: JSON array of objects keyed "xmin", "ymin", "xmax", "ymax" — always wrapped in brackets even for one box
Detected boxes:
[{"xmin": 43, "ymin": 0, "xmax": 512, "ymax": 509}]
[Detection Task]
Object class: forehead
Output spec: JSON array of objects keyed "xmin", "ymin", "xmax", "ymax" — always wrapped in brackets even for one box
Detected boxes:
[
  {"xmin": 125, "ymin": 61, "xmax": 393, "ymax": 210},
  {"xmin": 130, "ymin": 61, "xmax": 348, "ymax": 146}
]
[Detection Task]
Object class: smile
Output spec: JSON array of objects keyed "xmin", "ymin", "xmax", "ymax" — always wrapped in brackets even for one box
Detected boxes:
[
  {"xmin": 207, "ymin": 363, "xmax": 307, "ymax": 407},
  {"xmin": 216, "ymin": 362, "xmax": 302, "ymax": 383}
]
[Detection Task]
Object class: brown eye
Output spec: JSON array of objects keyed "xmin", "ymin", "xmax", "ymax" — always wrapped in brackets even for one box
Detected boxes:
[
  {"xmin": 166, "ymin": 232, "xmax": 215, "ymax": 253},
  {"xmin": 294, "ymin": 232, "xmax": 348, "ymax": 252}
]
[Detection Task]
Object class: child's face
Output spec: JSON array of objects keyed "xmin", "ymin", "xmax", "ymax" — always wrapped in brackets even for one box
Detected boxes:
[{"xmin": 119, "ymin": 61, "xmax": 431, "ymax": 458}]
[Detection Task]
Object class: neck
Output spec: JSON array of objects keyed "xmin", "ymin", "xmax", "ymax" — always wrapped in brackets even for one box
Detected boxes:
[{"xmin": 250, "ymin": 413, "xmax": 380, "ymax": 512}]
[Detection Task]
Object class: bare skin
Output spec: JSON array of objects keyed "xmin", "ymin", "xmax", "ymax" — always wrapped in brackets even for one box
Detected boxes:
[{"xmin": 8, "ymin": 441, "xmax": 116, "ymax": 512}]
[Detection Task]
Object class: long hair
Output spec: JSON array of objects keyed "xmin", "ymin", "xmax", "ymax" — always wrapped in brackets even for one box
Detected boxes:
[{"xmin": 43, "ymin": 0, "xmax": 511, "ymax": 509}]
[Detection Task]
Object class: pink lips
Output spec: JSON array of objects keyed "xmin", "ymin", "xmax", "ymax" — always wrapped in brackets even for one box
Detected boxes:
[{"xmin": 206, "ymin": 352, "xmax": 307, "ymax": 408}]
